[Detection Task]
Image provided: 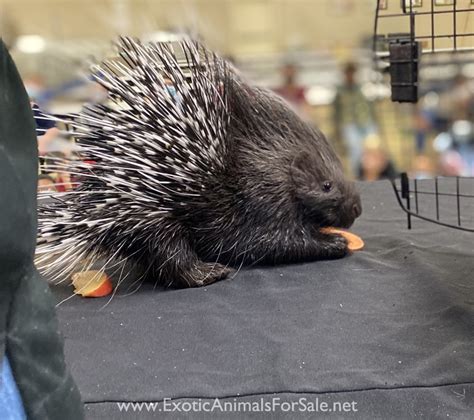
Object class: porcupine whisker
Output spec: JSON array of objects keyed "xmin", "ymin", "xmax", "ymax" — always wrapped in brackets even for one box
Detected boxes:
[
  {"xmin": 125, "ymin": 254, "xmax": 159, "ymax": 294},
  {"xmin": 101, "ymin": 261, "xmax": 132, "ymax": 309},
  {"xmin": 96, "ymin": 244, "xmax": 144, "ymax": 286},
  {"xmin": 141, "ymin": 248, "xmax": 180, "ymax": 289},
  {"xmin": 39, "ymin": 190, "xmax": 115, "ymax": 196},
  {"xmin": 212, "ymin": 238, "xmax": 225, "ymax": 264},
  {"xmin": 223, "ymin": 237, "xmax": 241, "ymax": 259},
  {"xmin": 38, "ymin": 183, "xmax": 73, "ymax": 191},
  {"xmin": 209, "ymin": 239, "xmax": 236, "ymax": 283},
  {"xmin": 38, "ymin": 170, "xmax": 102, "ymax": 181},
  {"xmin": 200, "ymin": 238, "xmax": 235, "ymax": 277},
  {"xmin": 59, "ymin": 248, "xmax": 96, "ymax": 283},
  {"xmin": 96, "ymin": 251, "xmax": 135, "ymax": 306},
  {"xmin": 230, "ymin": 257, "xmax": 246, "ymax": 281},
  {"xmin": 232, "ymin": 236, "xmax": 266, "ymax": 266},
  {"xmin": 121, "ymin": 272, "xmax": 146, "ymax": 297},
  {"xmin": 247, "ymin": 245, "xmax": 273, "ymax": 269}
]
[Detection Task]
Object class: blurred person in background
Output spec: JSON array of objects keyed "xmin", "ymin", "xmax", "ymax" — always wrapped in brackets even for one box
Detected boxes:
[
  {"xmin": 435, "ymin": 75, "xmax": 474, "ymax": 174},
  {"xmin": 438, "ymin": 150, "xmax": 465, "ymax": 177},
  {"xmin": 438, "ymin": 74, "xmax": 474, "ymax": 122},
  {"xmin": 414, "ymin": 103, "xmax": 432, "ymax": 154},
  {"xmin": 88, "ymin": 81, "xmax": 109, "ymax": 105},
  {"xmin": 38, "ymin": 174, "xmax": 58, "ymax": 193},
  {"xmin": 410, "ymin": 155, "xmax": 436, "ymax": 179},
  {"xmin": 358, "ymin": 135, "xmax": 397, "ymax": 181},
  {"xmin": 23, "ymin": 74, "xmax": 49, "ymax": 109},
  {"xmin": 274, "ymin": 62, "xmax": 311, "ymax": 119},
  {"xmin": 42, "ymin": 152, "xmax": 74, "ymax": 192},
  {"xmin": 334, "ymin": 62, "xmax": 377, "ymax": 177},
  {"xmin": 32, "ymin": 102, "xmax": 60, "ymax": 155},
  {"xmin": 25, "ymin": 78, "xmax": 77, "ymax": 187},
  {"xmin": 25, "ymin": 75, "xmax": 59, "ymax": 155}
]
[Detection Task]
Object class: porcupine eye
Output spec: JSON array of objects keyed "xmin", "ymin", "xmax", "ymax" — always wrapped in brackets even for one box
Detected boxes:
[{"xmin": 322, "ymin": 181, "xmax": 333, "ymax": 192}]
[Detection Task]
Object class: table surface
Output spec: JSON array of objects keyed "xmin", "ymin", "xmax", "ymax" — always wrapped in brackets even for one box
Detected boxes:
[{"xmin": 53, "ymin": 180, "xmax": 474, "ymax": 419}]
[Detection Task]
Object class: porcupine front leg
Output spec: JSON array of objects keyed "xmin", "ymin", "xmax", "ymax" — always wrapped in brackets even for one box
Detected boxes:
[
  {"xmin": 308, "ymin": 230, "xmax": 349, "ymax": 260},
  {"xmin": 242, "ymin": 228, "xmax": 349, "ymax": 265},
  {"xmin": 155, "ymin": 222, "xmax": 233, "ymax": 288}
]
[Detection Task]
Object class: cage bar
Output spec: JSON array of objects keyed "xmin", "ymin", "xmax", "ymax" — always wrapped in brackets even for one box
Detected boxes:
[{"xmin": 391, "ymin": 173, "xmax": 474, "ymax": 233}]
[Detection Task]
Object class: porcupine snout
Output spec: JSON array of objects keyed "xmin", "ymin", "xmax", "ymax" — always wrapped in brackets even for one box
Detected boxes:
[{"xmin": 340, "ymin": 184, "xmax": 362, "ymax": 228}]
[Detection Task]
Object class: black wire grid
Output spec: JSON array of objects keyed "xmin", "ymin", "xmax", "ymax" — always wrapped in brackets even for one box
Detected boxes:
[
  {"xmin": 373, "ymin": 2, "xmax": 474, "ymax": 232},
  {"xmin": 391, "ymin": 173, "xmax": 474, "ymax": 231},
  {"xmin": 374, "ymin": 0, "xmax": 474, "ymax": 102},
  {"xmin": 375, "ymin": 0, "xmax": 474, "ymax": 54}
]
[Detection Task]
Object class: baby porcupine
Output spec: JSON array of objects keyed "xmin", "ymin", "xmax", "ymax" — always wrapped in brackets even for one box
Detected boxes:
[{"xmin": 37, "ymin": 37, "xmax": 362, "ymax": 288}]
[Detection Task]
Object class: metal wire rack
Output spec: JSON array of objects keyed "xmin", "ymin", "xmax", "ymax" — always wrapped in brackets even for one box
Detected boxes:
[
  {"xmin": 374, "ymin": 2, "xmax": 474, "ymax": 232},
  {"xmin": 374, "ymin": 0, "xmax": 474, "ymax": 102},
  {"xmin": 391, "ymin": 173, "xmax": 474, "ymax": 231}
]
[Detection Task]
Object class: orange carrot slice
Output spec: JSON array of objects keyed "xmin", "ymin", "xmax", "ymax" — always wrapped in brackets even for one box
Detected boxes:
[
  {"xmin": 321, "ymin": 227, "xmax": 365, "ymax": 251},
  {"xmin": 71, "ymin": 270, "xmax": 113, "ymax": 297}
]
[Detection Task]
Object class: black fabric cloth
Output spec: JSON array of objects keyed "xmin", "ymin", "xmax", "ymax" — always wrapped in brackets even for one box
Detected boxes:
[
  {"xmin": 0, "ymin": 40, "xmax": 84, "ymax": 419},
  {"xmin": 53, "ymin": 180, "xmax": 474, "ymax": 419}
]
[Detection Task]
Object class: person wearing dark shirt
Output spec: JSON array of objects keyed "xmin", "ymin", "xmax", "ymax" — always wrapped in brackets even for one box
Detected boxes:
[
  {"xmin": 274, "ymin": 63, "xmax": 310, "ymax": 119},
  {"xmin": 358, "ymin": 140, "xmax": 398, "ymax": 181},
  {"xmin": 334, "ymin": 62, "xmax": 377, "ymax": 177},
  {"xmin": 31, "ymin": 102, "xmax": 59, "ymax": 155},
  {"xmin": 31, "ymin": 103, "xmax": 55, "ymax": 135}
]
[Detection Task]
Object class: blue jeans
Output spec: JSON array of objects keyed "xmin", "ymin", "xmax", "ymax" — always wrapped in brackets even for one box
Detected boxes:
[
  {"xmin": 458, "ymin": 144, "xmax": 474, "ymax": 176},
  {"xmin": 343, "ymin": 123, "xmax": 377, "ymax": 177},
  {"xmin": 0, "ymin": 356, "xmax": 26, "ymax": 420}
]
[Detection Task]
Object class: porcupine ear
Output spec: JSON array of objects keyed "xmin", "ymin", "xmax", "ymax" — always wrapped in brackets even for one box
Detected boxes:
[{"xmin": 290, "ymin": 151, "xmax": 316, "ymax": 194}]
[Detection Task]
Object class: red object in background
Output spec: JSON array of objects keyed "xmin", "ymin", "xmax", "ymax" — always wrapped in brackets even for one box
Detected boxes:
[{"xmin": 275, "ymin": 86, "xmax": 306, "ymax": 109}]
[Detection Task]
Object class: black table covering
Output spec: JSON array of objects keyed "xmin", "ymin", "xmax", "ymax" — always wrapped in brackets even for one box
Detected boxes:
[{"xmin": 53, "ymin": 180, "xmax": 474, "ymax": 419}]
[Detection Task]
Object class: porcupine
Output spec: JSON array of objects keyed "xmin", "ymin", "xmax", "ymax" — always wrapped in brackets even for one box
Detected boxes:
[{"xmin": 37, "ymin": 37, "xmax": 362, "ymax": 288}]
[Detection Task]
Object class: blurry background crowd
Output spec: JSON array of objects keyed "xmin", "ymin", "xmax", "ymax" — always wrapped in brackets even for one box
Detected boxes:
[{"xmin": 0, "ymin": 0, "xmax": 473, "ymax": 193}]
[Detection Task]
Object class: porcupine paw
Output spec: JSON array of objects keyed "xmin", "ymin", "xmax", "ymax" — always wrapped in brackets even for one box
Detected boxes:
[
  {"xmin": 189, "ymin": 262, "xmax": 234, "ymax": 287},
  {"xmin": 318, "ymin": 232, "xmax": 349, "ymax": 259}
]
